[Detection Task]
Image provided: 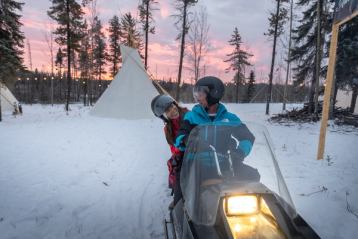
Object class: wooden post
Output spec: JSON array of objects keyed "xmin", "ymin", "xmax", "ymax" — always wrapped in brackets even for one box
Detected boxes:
[
  {"xmin": 317, "ymin": 23, "xmax": 339, "ymax": 160},
  {"xmin": 317, "ymin": 11, "xmax": 358, "ymax": 160}
]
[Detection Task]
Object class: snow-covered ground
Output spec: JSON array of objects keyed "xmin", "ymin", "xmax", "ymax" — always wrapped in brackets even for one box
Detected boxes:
[{"xmin": 0, "ymin": 103, "xmax": 357, "ymax": 239}]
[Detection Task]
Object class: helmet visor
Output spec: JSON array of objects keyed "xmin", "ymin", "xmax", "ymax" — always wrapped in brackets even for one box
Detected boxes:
[{"xmin": 193, "ymin": 85, "xmax": 209, "ymax": 102}]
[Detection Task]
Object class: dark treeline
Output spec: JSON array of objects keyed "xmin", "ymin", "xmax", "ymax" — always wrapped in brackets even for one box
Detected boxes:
[
  {"xmin": 15, "ymin": 71, "xmax": 109, "ymax": 105},
  {"xmin": 13, "ymin": 71, "xmax": 308, "ymax": 105},
  {"xmin": 157, "ymin": 80, "xmax": 308, "ymax": 104}
]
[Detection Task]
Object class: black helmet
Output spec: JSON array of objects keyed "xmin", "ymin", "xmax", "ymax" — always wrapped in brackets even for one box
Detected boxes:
[
  {"xmin": 193, "ymin": 76, "xmax": 225, "ymax": 105},
  {"xmin": 151, "ymin": 94, "xmax": 175, "ymax": 118}
]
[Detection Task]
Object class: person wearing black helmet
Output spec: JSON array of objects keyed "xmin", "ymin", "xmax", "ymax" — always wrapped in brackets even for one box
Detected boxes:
[
  {"xmin": 172, "ymin": 76, "xmax": 255, "ymax": 204},
  {"xmin": 175, "ymin": 76, "xmax": 255, "ymax": 161},
  {"xmin": 151, "ymin": 95, "xmax": 188, "ymax": 207}
]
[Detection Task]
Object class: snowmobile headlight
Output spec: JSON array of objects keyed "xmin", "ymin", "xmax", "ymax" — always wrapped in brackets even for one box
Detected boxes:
[
  {"xmin": 224, "ymin": 196, "xmax": 286, "ymax": 239},
  {"xmin": 225, "ymin": 195, "xmax": 259, "ymax": 216}
]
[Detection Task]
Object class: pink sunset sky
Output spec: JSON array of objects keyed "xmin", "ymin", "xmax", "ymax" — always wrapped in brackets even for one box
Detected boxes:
[{"xmin": 21, "ymin": 0, "xmax": 288, "ymax": 84}]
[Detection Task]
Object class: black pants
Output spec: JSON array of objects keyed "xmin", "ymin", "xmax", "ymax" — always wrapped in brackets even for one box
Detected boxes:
[{"xmin": 173, "ymin": 169, "xmax": 182, "ymax": 205}]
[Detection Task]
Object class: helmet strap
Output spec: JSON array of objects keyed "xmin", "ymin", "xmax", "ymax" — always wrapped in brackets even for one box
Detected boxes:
[{"xmin": 160, "ymin": 115, "xmax": 169, "ymax": 123}]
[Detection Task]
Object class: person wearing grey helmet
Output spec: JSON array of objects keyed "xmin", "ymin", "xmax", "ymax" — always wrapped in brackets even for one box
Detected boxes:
[{"xmin": 151, "ymin": 94, "xmax": 189, "ymax": 208}]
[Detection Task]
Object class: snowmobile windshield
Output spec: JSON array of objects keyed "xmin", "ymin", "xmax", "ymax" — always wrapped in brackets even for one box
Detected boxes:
[{"xmin": 180, "ymin": 122, "xmax": 297, "ymax": 226}]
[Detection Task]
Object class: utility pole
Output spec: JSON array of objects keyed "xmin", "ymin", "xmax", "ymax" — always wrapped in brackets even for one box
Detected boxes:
[
  {"xmin": 283, "ymin": 0, "xmax": 293, "ymax": 111},
  {"xmin": 266, "ymin": 0, "xmax": 281, "ymax": 115}
]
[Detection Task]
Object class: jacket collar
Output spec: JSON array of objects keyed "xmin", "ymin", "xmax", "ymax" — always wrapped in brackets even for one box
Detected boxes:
[{"xmin": 192, "ymin": 103, "xmax": 227, "ymax": 121}]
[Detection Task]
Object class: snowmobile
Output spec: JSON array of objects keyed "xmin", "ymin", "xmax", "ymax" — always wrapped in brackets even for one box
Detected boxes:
[{"xmin": 164, "ymin": 122, "xmax": 320, "ymax": 239}]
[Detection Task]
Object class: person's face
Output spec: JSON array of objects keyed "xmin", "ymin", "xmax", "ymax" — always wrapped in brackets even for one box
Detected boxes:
[
  {"xmin": 164, "ymin": 103, "xmax": 179, "ymax": 119},
  {"xmin": 196, "ymin": 93, "xmax": 208, "ymax": 108},
  {"xmin": 193, "ymin": 89, "xmax": 209, "ymax": 108}
]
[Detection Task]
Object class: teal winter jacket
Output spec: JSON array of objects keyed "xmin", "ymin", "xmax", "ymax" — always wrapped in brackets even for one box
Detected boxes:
[{"xmin": 174, "ymin": 103, "xmax": 254, "ymax": 159}]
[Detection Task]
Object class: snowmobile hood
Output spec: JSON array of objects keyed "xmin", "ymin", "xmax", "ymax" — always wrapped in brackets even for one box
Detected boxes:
[{"xmin": 180, "ymin": 123, "xmax": 297, "ymax": 226}]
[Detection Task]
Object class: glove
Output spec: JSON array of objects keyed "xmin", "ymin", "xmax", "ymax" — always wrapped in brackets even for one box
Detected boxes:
[{"xmin": 228, "ymin": 144, "xmax": 245, "ymax": 162}]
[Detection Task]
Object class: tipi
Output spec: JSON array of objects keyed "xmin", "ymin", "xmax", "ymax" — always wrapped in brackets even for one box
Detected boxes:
[
  {"xmin": 91, "ymin": 45, "xmax": 159, "ymax": 119},
  {"xmin": 0, "ymin": 84, "xmax": 19, "ymax": 113}
]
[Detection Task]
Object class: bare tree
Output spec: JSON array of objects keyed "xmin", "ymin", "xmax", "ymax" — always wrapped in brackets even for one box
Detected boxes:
[
  {"xmin": 173, "ymin": 0, "xmax": 198, "ymax": 101},
  {"xmin": 43, "ymin": 21, "xmax": 55, "ymax": 105},
  {"xmin": 264, "ymin": 0, "xmax": 288, "ymax": 115},
  {"xmin": 283, "ymin": 0, "xmax": 293, "ymax": 111},
  {"xmin": 43, "ymin": 22, "xmax": 55, "ymax": 75},
  {"xmin": 88, "ymin": 0, "xmax": 97, "ymax": 106},
  {"xmin": 138, "ymin": 0, "xmax": 158, "ymax": 69},
  {"xmin": 27, "ymin": 39, "xmax": 33, "ymax": 71},
  {"xmin": 187, "ymin": 6, "xmax": 209, "ymax": 82}
]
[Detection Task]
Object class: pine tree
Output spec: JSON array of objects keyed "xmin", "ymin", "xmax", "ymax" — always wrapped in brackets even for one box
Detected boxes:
[
  {"xmin": 138, "ymin": 0, "xmax": 158, "ymax": 69},
  {"xmin": 0, "ymin": 0, "xmax": 25, "ymax": 121},
  {"xmin": 290, "ymin": 0, "xmax": 334, "ymax": 114},
  {"xmin": 224, "ymin": 27, "xmax": 253, "ymax": 103},
  {"xmin": 174, "ymin": 0, "xmax": 197, "ymax": 101},
  {"xmin": 335, "ymin": 17, "xmax": 358, "ymax": 113},
  {"xmin": 92, "ymin": 16, "xmax": 107, "ymax": 81},
  {"xmin": 108, "ymin": 15, "xmax": 121, "ymax": 77},
  {"xmin": 0, "ymin": 0, "xmax": 25, "ymax": 85},
  {"xmin": 119, "ymin": 12, "xmax": 143, "ymax": 50},
  {"xmin": 48, "ymin": 0, "xmax": 85, "ymax": 111},
  {"xmin": 78, "ymin": 21, "xmax": 90, "ymax": 105},
  {"xmin": 246, "ymin": 70, "xmax": 256, "ymax": 103},
  {"xmin": 264, "ymin": 0, "xmax": 289, "ymax": 39}
]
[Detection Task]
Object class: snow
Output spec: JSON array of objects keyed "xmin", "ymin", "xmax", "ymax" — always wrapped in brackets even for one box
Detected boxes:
[{"xmin": 1, "ymin": 103, "xmax": 357, "ymax": 239}]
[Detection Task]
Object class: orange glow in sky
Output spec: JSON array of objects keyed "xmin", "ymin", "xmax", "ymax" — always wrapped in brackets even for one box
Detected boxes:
[{"xmin": 21, "ymin": 0, "xmax": 287, "ymax": 84}]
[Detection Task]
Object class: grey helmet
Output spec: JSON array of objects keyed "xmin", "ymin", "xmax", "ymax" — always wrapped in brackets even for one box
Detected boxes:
[{"xmin": 151, "ymin": 94, "xmax": 175, "ymax": 118}]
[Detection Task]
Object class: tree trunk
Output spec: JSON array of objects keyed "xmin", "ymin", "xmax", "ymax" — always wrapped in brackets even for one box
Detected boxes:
[
  {"xmin": 313, "ymin": 0, "xmax": 322, "ymax": 115},
  {"xmin": 65, "ymin": 0, "xmax": 71, "ymax": 112},
  {"xmin": 236, "ymin": 70, "xmax": 239, "ymax": 103},
  {"xmin": 266, "ymin": 0, "xmax": 281, "ymax": 115},
  {"xmin": 89, "ymin": 51, "xmax": 93, "ymax": 105},
  {"xmin": 176, "ymin": 1, "xmax": 188, "ymax": 101},
  {"xmin": 308, "ymin": 63, "xmax": 316, "ymax": 113},
  {"xmin": 83, "ymin": 79, "xmax": 87, "ymax": 106},
  {"xmin": 329, "ymin": 76, "xmax": 337, "ymax": 119},
  {"xmin": 283, "ymin": 0, "xmax": 293, "ymax": 111},
  {"xmin": 0, "ymin": 82, "xmax": 2, "ymax": 122},
  {"xmin": 144, "ymin": 0, "xmax": 149, "ymax": 70},
  {"xmin": 350, "ymin": 86, "xmax": 357, "ymax": 114},
  {"xmin": 59, "ymin": 67, "xmax": 62, "ymax": 101}
]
